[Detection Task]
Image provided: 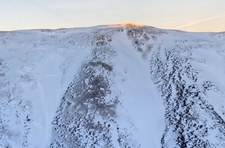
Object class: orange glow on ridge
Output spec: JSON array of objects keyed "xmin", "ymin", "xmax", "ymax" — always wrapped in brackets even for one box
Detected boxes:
[{"xmin": 107, "ymin": 21, "xmax": 145, "ymax": 27}]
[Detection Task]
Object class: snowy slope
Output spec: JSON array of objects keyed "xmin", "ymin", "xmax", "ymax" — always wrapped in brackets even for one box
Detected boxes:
[{"xmin": 0, "ymin": 25, "xmax": 225, "ymax": 148}]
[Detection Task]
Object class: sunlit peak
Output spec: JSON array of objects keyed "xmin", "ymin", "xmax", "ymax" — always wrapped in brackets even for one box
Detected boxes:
[{"xmin": 107, "ymin": 21, "xmax": 145, "ymax": 27}]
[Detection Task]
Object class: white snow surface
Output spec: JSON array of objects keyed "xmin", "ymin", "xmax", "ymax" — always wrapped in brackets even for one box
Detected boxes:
[
  {"xmin": 111, "ymin": 32, "xmax": 165, "ymax": 147},
  {"xmin": 1, "ymin": 26, "xmax": 225, "ymax": 148}
]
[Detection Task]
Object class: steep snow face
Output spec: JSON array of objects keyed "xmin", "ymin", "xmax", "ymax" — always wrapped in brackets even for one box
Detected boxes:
[
  {"xmin": 0, "ymin": 29, "xmax": 93, "ymax": 147},
  {"xmin": 150, "ymin": 31, "xmax": 225, "ymax": 147},
  {"xmin": 49, "ymin": 28, "xmax": 165, "ymax": 148},
  {"xmin": 0, "ymin": 26, "xmax": 225, "ymax": 148}
]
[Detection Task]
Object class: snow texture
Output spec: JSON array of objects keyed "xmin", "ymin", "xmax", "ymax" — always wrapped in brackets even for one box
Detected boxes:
[{"xmin": 0, "ymin": 25, "xmax": 225, "ymax": 147}]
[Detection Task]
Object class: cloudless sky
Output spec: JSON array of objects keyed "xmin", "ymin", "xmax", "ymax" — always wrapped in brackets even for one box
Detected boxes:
[{"xmin": 1, "ymin": 0, "xmax": 225, "ymax": 32}]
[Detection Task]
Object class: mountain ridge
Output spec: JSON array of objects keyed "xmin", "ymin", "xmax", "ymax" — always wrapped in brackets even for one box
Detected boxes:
[
  {"xmin": 0, "ymin": 25, "xmax": 225, "ymax": 147},
  {"xmin": 2, "ymin": 23, "xmax": 221, "ymax": 33}
]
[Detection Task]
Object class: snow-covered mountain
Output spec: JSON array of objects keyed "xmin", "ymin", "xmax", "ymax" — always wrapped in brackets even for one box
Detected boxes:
[{"xmin": 1, "ymin": 24, "xmax": 225, "ymax": 148}]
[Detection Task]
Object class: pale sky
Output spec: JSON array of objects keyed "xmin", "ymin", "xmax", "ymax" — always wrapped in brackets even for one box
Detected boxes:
[{"xmin": 1, "ymin": 0, "xmax": 225, "ymax": 32}]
